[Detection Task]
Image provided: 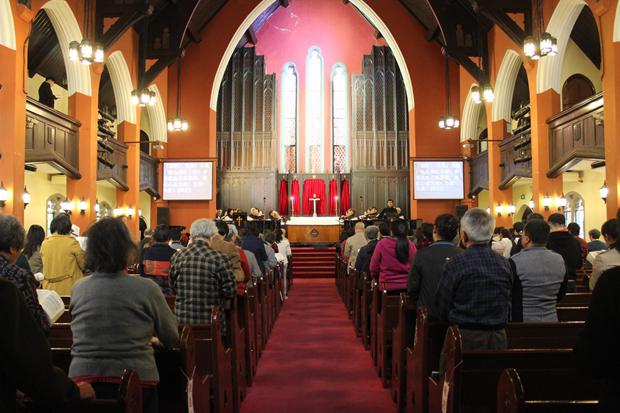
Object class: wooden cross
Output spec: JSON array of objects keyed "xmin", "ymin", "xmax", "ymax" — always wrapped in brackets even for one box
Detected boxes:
[
  {"xmin": 235, "ymin": 215, "xmax": 243, "ymax": 227},
  {"xmin": 309, "ymin": 193, "xmax": 320, "ymax": 217}
]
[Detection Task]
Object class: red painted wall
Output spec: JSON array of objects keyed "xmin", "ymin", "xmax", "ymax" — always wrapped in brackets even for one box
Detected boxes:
[{"xmin": 254, "ymin": 0, "xmax": 385, "ymax": 173}]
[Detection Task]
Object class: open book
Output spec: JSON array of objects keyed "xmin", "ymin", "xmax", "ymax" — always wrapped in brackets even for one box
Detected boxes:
[{"xmin": 36, "ymin": 289, "xmax": 65, "ymax": 324}]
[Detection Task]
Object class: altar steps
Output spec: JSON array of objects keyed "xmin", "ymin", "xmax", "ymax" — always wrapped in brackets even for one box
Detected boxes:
[{"xmin": 290, "ymin": 246, "xmax": 337, "ymax": 278}]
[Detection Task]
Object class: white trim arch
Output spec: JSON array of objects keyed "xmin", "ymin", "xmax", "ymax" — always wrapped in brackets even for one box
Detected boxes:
[
  {"xmin": 460, "ymin": 84, "xmax": 485, "ymax": 142},
  {"xmin": 146, "ymin": 84, "xmax": 168, "ymax": 143},
  {"xmin": 209, "ymin": 0, "xmax": 415, "ymax": 111},
  {"xmin": 536, "ymin": 0, "xmax": 586, "ymax": 94},
  {"xmin": 41, "ymin": 0, "xmax": 91, "ymax": 96},
  {"xmin": 492, "ymin": 50, "xmax": 523, "ymax": 122},
  {"xmin": 614, "ymin": 0, "xmax": 620, "ymax": 42},
  {"xmin": 0, "ymin": 0, "xmax": 16, "ymax": 50},
  {"xmin": 106, "ymin": 51, "xmax": 136, "ymax": 124}
]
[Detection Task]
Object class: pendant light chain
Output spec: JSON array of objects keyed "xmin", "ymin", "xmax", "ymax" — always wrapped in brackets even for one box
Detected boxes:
[
  {"xmin": 68, "ymin": 0, "xmax": 104, "ymax": 65},
  {"xmin": 167, "ymin": 58, "xmax": 189, "ymax": 132},
  {"xmin": 439, "ymin": 51, "xmax": 459, "ymax": 130}
]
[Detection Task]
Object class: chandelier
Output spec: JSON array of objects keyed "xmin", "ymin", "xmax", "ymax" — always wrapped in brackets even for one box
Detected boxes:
[
  {"xmin": 68, "ymin": 0, "xmax": 103, "ymax": 65},
  {"xmin": 523, "ymin": 0, "xmax": 558, "ymax": 60},
  {"xmin": 168, "ymin": 57, "xmax": 189, "ymax": 132},
  {"xmin": 471, "ymin": 13, "xmax": 494, "ymax": 104},
  {"xmin": 439, "ymin": 51, "xmax": 459, "ymax": 130},
  {"xmin": 130, "ymin": 88, "xmax": 157, "ymax": 107}
]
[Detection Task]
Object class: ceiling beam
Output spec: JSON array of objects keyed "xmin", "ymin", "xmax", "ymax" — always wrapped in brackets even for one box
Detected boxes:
[
  {"xmin": 142, "ymin": 53, "xmax": 179, "ymax": 87},
  {"xmin": 448, "ymin": 49, "xmax": 484, "ymax": 83},
  {"xmin": 479, "ymin": 6, "xmax": 527, "ymax": 46},
  {"xmin": 99, "ymin": 4, "xmax": 153, "ymax": 50},
  {"xmin": 247, "ymin": 26, "xmax": 258, "ymax": 45}
]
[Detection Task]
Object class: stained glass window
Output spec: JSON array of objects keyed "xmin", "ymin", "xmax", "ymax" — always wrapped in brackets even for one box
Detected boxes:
[
  {"xmin": 306, "ymin": 47, "xmax": 324, "ymax": 173},
  {"xmin": 280, "ymin": 63, "xmax": 298, "ymax": 172},
  {"xmin": 332, "ymin": 63, "xmax": 348, "ymax": 173}
]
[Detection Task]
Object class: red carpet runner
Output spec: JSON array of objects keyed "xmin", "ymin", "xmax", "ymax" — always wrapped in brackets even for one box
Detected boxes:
[{"xmin": 240, "ymin": 278, "xmax": 394, "ymax": 413}]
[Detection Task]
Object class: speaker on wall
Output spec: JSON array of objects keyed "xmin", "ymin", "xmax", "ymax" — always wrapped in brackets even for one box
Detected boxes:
[
  {"xmin": 157, "ymin": 207, "xmax": 170, "ymax": 226},
  {"xmin": 455, "ymin": 205, "xmax": 468, "ymax": 219}
]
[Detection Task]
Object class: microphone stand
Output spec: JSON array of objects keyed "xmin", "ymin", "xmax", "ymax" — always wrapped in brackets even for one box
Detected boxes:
[{"xmin": 263, "ymin": 197, "xmax": 267, "ymax": 233}]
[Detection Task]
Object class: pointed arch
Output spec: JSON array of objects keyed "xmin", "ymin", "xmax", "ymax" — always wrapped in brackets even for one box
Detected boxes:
[
  {"xmin": 146, "ymin": 84, "xmax": 168, "ymax": 142},
  {"xmin": 0, "ymin": 0, "xmax": 16, "ymax": 50},
  {"xmin": 41, "ymin": 0, "xmax": 91, "ymax": 96},
  {"xmin": 106, "ymin": 51, "xmax": 136, "ymax": 124},
  {"xmin": 615, "ymin": 0, "xmax": 620, "ymax": 41},
  {"xmin": 209, "ymin": 0, "xmax": 415, "ymax": 111},
  {"xmin": 536, "ymin": 0, "xmax": 586, "ymax": 94},
  {"xmin": 461, "ymin": 84, "xmax": 485, "ymax": 142},
  {"xmin": 305, "ymin": 46, "xmax": 324, "ymax": 173},
  {"xmin": 492, "ymin": 50, "xmax": 523, "ymax": 122}
]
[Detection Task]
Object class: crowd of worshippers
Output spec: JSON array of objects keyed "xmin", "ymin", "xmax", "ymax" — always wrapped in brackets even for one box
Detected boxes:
[
  {"xmin": 341, "ymin": 207, "xmax": 620, "ymax": 349},
  {"xmin": 0, "ymin": 212, "xmax": 291, "ymax": 413}
]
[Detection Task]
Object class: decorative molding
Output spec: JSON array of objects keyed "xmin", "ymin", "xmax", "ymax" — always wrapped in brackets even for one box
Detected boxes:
[
  {"xmin": 42, "ymin": 0, "xmax": 92, "ymax": 96},
  {"xmin": 146, "ymin": 84, "xmax": 168, "ymax": 142},
  {"xmin": 614, "ymin": 0, "xmax": 620, "ymax": 42},
  {"xmin": 460, "ymin": 84, "xmax": 484, "ymax": 142},
  {"xmin": 492, "ymin": 50, "xmax": 523, "ymax": 122},
  {"xmin": 106, "ymin": 51, "xmax": 136, "ymax": 124},
  {"xmin": 0, "ymin": 0, "xmax": 16, "ymax": 50}
]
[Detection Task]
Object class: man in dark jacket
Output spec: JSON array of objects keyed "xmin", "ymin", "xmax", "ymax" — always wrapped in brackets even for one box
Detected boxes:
[
  {"xmin": 547, "ymin": 213, "xmax": 582, "ymax": 296},
  {"xmin": 1, "ymin": 279, "xmax": 94, "ymax": 411},
  {"xmin": 140, "ymin": 224, "xmax": 176, "ymax": 294},
  {"xmin": 354, "ymin": 225, "xmax": 380, "ymax": 286},
  {"xmin": 38, "ymin": 76, "xmax": 57, "ymax": 108},
  {"xmin": 408, "ymin": 213, "xmax": 462, "ymax": 318},
  {"xmin": 242, "ymin": 225, "xmax": 268, "ymax": 274}
]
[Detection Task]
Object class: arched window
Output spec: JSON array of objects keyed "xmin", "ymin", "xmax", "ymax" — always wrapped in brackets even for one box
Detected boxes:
[
  {"xmin": 280, "ymin": 63, "xmax": 298, "ymax": 173},
  {"xmin": 46, "ymin": 193, "xmax": 64, "ymax": 234},
  {"xmin": 332, "ymin": 63, "xmax": 348, "ymax": 173},
  {"xmin": 564, "ymin": 192, "xmax": 585, "ymax": 238},
  {"xmin": 95, "ymin": 201, "xmax": 112, "ymax": 221},
  {"xmin": 562, "ymin": 74, "xmax": 595, "ymax": 110},
  {"xmin": 306, "ymin": 47, "xmax": 324, "ymax": 173}
]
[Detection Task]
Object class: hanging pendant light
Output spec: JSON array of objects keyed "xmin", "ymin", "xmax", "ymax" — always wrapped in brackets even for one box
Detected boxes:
[
  {"xmin": 131, "ymin": 89, "xmax": 157, "ymax": 107},
  {"xmin": 470, "ymin": 85, "xmax": 482, "ymax": 104},
  {"xmin": 438, "ymin": 51, "xmax": 459, "ymax": 130},
  {"xmin": 470, "ymin": 12, "xmax": 494, "ymax": 105},
  {"xmin": 68, "ymin": 0, "xmax": 104, "ymax": 65},
  {"xmin": 168, "ymin": 57, "xmax": 189, "ymax": 132},
  {"xmin": 523, "ymin": 0, "xmax": 558, "ymax": 61}
]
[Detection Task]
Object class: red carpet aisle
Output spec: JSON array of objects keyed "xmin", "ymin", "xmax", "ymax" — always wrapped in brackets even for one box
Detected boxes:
[{"xmin": 240, "ymin": 279, "xmax": 394, "ymax": 413}]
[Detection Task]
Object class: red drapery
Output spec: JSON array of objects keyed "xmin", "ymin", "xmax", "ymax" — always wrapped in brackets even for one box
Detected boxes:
[
  {"xmin": 328, "ymin": 179, "xmax": 338, "ymax": 216},
  {"xmin": 340, "ymin": 178, "xmax": 351, "ymax": 214},
  {"xmin": 278, "ymin": 179, "xmax": 289, "ymax": 215},
  {"xmin": 291, "ymin": 179, "xmax": 301, "ymax": 215},
  {"xmin": 302, "ymin": 179, "xmax": 327, "ymax": 215}
]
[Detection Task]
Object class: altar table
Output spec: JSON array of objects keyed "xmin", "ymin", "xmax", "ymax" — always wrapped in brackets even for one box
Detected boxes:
[{"xmin": 286, "ymin": 216, "xmax": 341, "ymax": 243}]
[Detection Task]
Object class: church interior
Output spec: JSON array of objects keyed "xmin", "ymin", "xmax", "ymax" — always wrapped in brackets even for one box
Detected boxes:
[{"xmin": 1, "ymin": 0, "xmax": 620, "ymax": 412}]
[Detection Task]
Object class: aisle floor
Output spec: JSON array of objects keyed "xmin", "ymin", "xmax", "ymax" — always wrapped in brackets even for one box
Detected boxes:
[{"xmin": 240, "ymin": 278, "xmax": 394, "ymax": 413}]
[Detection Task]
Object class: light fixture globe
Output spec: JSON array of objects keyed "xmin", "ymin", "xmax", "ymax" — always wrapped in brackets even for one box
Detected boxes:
[
  {"xmin": 523, "ymin": 36, "xmax": 537, "ymax": 58},
  {"xmin": 539, "ymin": 32, "xmax": 554, "ymax": 56},
  {"xmin": 600, "ymin": 182, "xmax": 608, "ymax": 201},
  {"xmin": 556, "ymin": 194, "xmax": 567, "ymax": 209},
  {"xmin": 549, "ymin": 37, "xmax": 559, "ymax": 56},
  {"xmin": 482, "ymin": 84, "xmax": 494, "ymax": 103},
  {"xmin": 438, "ymin": 116, "xmax": 446, "ymax": 129},
  {"xmin": 61, "ymin": 199, "xmax": 73, "ymax": 213},
  {"xmin": 471, "ymin": 85, "xmax": 482, "ymax": 104},
  {"xmin": 445, "ymin": 115, "xmax": 455, "ymax": 128},
  {"xmin": 130, "ymin": 90, "xmax": 140, "ymax": 105},
  {"xmin": 93, "ymin": 43, "xmax": 104, "ymax": 63},
  {"xmin": 22, "ymin": 187, "xmax": 31, "ymax": 207},
  {"xmin": 69, "ymin": 41, "xmax": 80, "ymax": 62}
]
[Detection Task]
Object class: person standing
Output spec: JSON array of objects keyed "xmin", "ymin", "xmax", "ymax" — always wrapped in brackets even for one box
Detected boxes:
[
  {"xmin": 140, "ymin": 225, "xmax": 177, "ymax": 295},
  {"xmin": 40, "ymin": 213, "xmax": 86, "ymax": 295},
  {"xmin": 369, "ymin": 220, "xmax": 416, "ymax": 293},
  {"xmin": 22, "ymin": 225, "xmax": 46, "ymax": 274},
  {"xmin": 546, "ymin": 213, "xmax": 582, "ymax": 297},
  {"xmin": 435, "ymin": 208, "xmax": 513, "ymax": 350},
  {"xmin": 511, "ymin": 220, "xmax": 566, "ymax": 322},
  {"xmin": 344, "ymin": 222, "xmax": 368, "ymax": 269},
  {"xmin": 242, "ymin": 225, "xmax": 268, "ymax": 274},
  {"xmin": 38, "ymin": 76, "xmax": 57, "ymax": 108},
  {"xmin": 408, "ymin": 214, "xmax": 462, "ymax": 318},
  {"xmin": 212, "ymin": 221, "xmax": 244, "ymax": 282}
]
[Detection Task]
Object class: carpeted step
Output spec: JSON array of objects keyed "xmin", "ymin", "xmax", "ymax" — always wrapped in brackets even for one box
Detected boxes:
[{"xmin": 290, "ymin": 246, "xmax": 337, "ymax": 279}]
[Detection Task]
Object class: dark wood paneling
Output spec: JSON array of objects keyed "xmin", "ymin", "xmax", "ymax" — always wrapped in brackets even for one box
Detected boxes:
[
  {"xmin": 547, "ymin": 92, "xmax": 604, "ymax": 177},
  {"xmin": 25, "ymin": 97, "xmax": 80, "ymax": 178},
  {"xmin": 499, "ymin": 129, "xmax": 532, "ymax": 189},
  {"xmin": 97, "ymin": 138, "xmax": 129, "ymax": 191},
  {"xmin": 469, "ymin": 151, "xmax": 488, "ymax": 197},
  {"xmin": 140, "ymin": 152, "xmax": 159, "ymax": 197}
]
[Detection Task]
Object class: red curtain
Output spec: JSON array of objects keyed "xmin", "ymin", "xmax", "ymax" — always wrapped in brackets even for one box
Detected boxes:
[
  {"xmin": 328, "ymin": 179, "xmax": 338, "ymax": 216},
  {"xmin": 302, "ymin": 179, "xmax": 327, "ymax": 215},
  {"xmin": 291, "ymin": 179, "xmax": 301, "ymax": 215},
  {"xmin": 278, "ymin": 179, "xmax": 289, "ymax": 215},
  {"xmin": 340, "ymin": 178, "xmax": 351, "ymax": 215}
]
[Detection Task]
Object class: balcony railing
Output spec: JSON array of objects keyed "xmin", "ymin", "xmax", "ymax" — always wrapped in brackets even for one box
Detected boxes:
[
  {"xmin": 547, "ymin": 92, "xmax": 604, "ymax": 177},
  {"xmin": 97, "ymin": 138, "xmax": 128, "ymax": 190},
  {"xmin": 499, "ymin": 128, "xmax": 532, "ymax": 189},
  {"xmin": 140, "ymin": 152, "xmax": 159, "ymax": 197},
  {"xmin": 469, "ymin": 150, "xmax": 489, "ymax": 197},
  {"xmin": 25, "ymin": 97, "xmax": 81, "ymax": 178}
]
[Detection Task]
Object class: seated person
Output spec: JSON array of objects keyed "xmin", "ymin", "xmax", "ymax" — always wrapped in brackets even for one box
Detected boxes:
[
  {"xmin": 1, "ymin": 279, "xmax": 95, "ymax": 411},
  {"xmin": 269, "ymin": 210, "xmax": 282, "ymax": 221},
  {"xmin": 70, "ymin": 218, "xmax": 178, "ymax": 413},
  {"xmin": 140, "ymin": 224, "xmax": 177, "ymax": 294},
  {"xmin": 588, "ymin": 228, "xmax": 608, "ymax": 252},
  {"xmin": 342, "ymin": 208, "xmax": 356, "ymax": 220},
  {"xmin": 362, "ymin": 207, "xmax": 379, "ymax": 219},
  {"xmin": 378, "ymin": 199, "xmax": 398, "ymax": 219},
  {"xmin": 249, "ymin": 208, "xmax": 264, "ymax": 220},
  {"xmin": 511, "ymin": 219, "xmax": 566, "ymax": 322}
]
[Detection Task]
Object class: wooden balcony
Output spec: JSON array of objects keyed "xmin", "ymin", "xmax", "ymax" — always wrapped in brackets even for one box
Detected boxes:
[
  {"xmin": 498, "ymin": 128, "xmax": 532, "ymax": 189},
  {"xmin": 25, "ymin": 97, "xmax": 81, "ymax": 178},
  {"xmin": 547, "ymin": 92, "xmax": 605, "ymax": 177},
  {"xmin": 140, "ymin": 152, "xmax": 159, "ymax": 197},
  {"xmin": 97, "ymin": 138, "xmax": 129, "ymax": 191},
  {"xmin": 469, "ymin": 150, "xmax": 489, "ymax": 197}
]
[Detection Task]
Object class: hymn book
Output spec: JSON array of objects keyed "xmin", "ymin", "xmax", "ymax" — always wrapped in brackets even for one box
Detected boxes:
[{"xmin": 37, "ymin": 289, "xmax": 65, "ymax": 324}]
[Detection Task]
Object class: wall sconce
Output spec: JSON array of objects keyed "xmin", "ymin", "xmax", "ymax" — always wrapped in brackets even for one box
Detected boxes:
[
  {"xmin": 95, "ymin": 202, "xmax": 100, "ymax": 214},
  {"xmin": 61, "ymin": 198, "xmax": 73, "ymax": 214},
  {"xmin": 139, "ymin": 209, "xmax": 143, "ymax": 217},
  {"xmin": 22, "ymin": 187, "xmax": 31, "ymax": 209},
  {"xmin": 0, "ymin": 182, "xmax": 8, "ymax": 208},
  {"xmin": 506, "ymin": 204, "xmax": 516, "ymax": 216},
  {"xmin": 528, "ymin": 197, "xmax": 535, "ymax": 210},
  {"xmin": 113, "ymin": 207, "xmax": 124, "ymax": 217},
  {"xmin": 485, "ymin": 208, "xmax": 491, "ymax": 214},
  {"xmin": 556, "ymin": 194, "xmax": 567, "ymax": 211},
  {"xmin": 496, "ymin": 204, "xmax": 504, "ymax": 217},
  {"xmin": 78, "ymin": 198, "xmax": 87, "ymax": 215},
  {"xmin": 126, "ymin": 206, "xmax": 135, "ymax": 218},
  {"xmin": 600, "ymin": 182, "xmax": 608, "ymax": 203},
  {"xmin": 542, "ymin": 194, "xmax": 552, "ymax": 211}
]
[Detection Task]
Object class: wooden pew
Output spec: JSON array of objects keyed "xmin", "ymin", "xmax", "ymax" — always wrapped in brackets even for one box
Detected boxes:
[
  {"xmin": 557, "ymin": 306, "xmax": 588, "ymax": 322},
  {"xmin": 240, "ymin": 285, "xmax": 257, "ymax": 385},
  {"xmin": 429, "ymin": 326, "xmax": 599, "ymax": 413},
  {"xmin": 369, "ymin": 279, "xmax": 379, "ymax": 366},
  {"xmin": 227, "ymin": 297, "xmax": 247, "ymax": 411},
  {"xmin": 496, "ymin": 368, "xmax": 598, "ymax": 413},
  {"xmin": 352, "ymin": 269, "xmax": 363, "ymax": 337},
  {"xmin": 21, "ymin": 369, "xmax": 143, "ymax": 413},
  {"xmin": 558, "ymin": 292, "xmax": 591, "ymax": 307},
  {"xmin": 506, "ymin": 322, "xmax": 584, "ymax": 348},
  {"xmin": 254, "ymin": 276, "xmax": 265, "ymax": 356},
  {"xmin": 376, "ymin": 290, "xmax": 401, "ymax": 387},
  {"xmin": 178, "ymin": 325, "xmax": 212, "ymax": 413},
  {"xmin": 391, "ymin": 294, "xmax": 416, "ymax": 412},
  {"xmin": 360, "ymin": 274, "xmax": 372, "ymax": 350}
]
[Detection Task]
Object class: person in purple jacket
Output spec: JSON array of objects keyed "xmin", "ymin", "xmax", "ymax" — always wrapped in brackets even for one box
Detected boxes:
[{"xmin": 370, "ymin": 220, "xmax": 417, "ymax": 293}]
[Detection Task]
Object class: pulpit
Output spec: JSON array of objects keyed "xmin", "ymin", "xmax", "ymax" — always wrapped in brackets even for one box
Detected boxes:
[{"xmin": 286, "ymin": 216, "xmax": 341, "ymax": 243}]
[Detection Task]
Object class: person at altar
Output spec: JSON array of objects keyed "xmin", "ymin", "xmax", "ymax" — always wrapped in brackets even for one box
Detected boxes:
[
  {"xmin": 378, "ymin": 199, "xmax": 399, "ymax": 219},
  {"xmin": 361, "ymin": 207, "xmax": 378, "ymax": 219},
  {"xmin": 342, "ymin": 209, "xmax": 356, "ymax": 220},
  {"xmin": 269, "ymin": 210, "xmax": 282, "ymax": 221}
]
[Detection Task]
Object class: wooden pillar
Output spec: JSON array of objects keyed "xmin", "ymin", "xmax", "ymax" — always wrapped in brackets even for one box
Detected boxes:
[
  {"xmin": 0, "ymin": 6, "xmax": 33, "ymax": 220},
  {"xmin": 530, "ymin": 88, "xmax": 563, "ymax": 218},
  {"xmin": 117, "ymin": 121, "xmax": 141, "ymax": 239},
  {"xmin": 487, "ymin": 118, "xmax": 513, "ymax": 227}
]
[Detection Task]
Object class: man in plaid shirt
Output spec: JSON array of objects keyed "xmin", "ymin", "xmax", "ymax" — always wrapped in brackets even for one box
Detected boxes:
[
  {"xmin": 435, "ymin": 208, "xmax": 513, "ymax": 350},
  {"xmin": 170, "ymin": 219, "xmax": 236, "ymax": 335}
]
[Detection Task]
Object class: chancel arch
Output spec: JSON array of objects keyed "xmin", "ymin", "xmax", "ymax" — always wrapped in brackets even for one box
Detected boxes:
[{"xmin": 0, "ymin": 0, "xmax": 15, "ymax": 50}]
